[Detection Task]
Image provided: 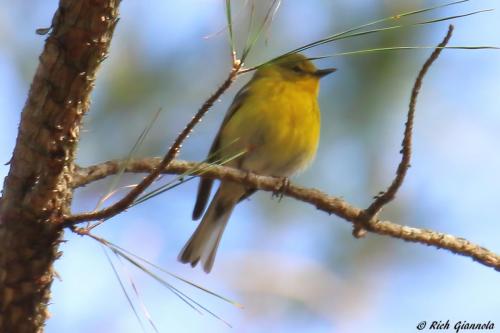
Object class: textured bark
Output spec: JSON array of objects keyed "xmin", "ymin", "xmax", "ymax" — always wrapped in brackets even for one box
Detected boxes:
[{"xmin": 0, "ymin": 1, "xmax": 120, "ymax": 332}]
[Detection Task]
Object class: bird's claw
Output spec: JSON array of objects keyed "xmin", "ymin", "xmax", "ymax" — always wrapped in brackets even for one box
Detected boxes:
[{"xmin": 273, "ymin": 177, "xmax": 290, "ymax": 202}]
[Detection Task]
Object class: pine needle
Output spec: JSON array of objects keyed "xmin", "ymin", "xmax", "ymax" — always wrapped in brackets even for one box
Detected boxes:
[
  {"xmin": 241, "ymin": 0, "xmax": 282, "ymax": 61},
  {"xmin": 114, "ymin": 251, "xmax": 161, "ymax": 333},
  {"xmin": 86, "ymin": 232, "xmax": 241, "ymax": 327},
  {"xmin": 239, "ymin": 3, "xmax": 494, "ymax": 73},
  {"xmin": 102, "ymin": 246, "xmax": 149, "ymax": 333},
  {"xmin": 107, "ymin": 240, "xmax": 243, "ymax": 308},
  {"xmin": 89, "ymin": 107, "xmax": 163, "ymax": 230},
  {"xmin": 308, "ymin": 45, "xmax": 499, "ymax": 59},
  {"xmin": 225, "ymin": 0, "xmax": 236, "ymax": 55},
  {"xmin": 130, "ymin": 149, "xmax": 246, "ymax": 207}
]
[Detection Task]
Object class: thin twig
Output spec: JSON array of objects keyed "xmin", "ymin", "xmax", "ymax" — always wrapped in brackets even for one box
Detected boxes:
[
  {"xmin": 71, "ymin": 158, "xmax": 500, "ymax": 272},
  {"xmin": 365, "ymin": 25, "xmax": 454, "ymax": 218},
  {"xmin": 61, "ymin": 60, "xmax": 241, "ymax": 227}
]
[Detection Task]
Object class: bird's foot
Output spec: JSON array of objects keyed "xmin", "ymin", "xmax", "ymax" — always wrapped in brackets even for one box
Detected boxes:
[{"xmin": 273, "ymin": 176, "xmax": 290, "ymax": 202}]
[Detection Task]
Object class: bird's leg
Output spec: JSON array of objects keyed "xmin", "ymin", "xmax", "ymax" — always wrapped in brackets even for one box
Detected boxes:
[
  {"xmin": 243, "ymin": 169, "xmax": 252, "ymax": 189},
  {"xmin": 273, "ymin": 176, "xmax": 290, "ymax": 202}
]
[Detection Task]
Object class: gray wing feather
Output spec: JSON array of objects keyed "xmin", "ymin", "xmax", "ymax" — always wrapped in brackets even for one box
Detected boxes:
[{"xmin": 192, "ymin": 82, "xmax": 252, "ymax": 220}]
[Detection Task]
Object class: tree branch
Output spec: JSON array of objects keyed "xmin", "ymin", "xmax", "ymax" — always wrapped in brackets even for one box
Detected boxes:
[
  {"xmin": 64, "ymin": 24, "xmax": 500, "ymax": 272},
  {"xmin": 350, "ymin": 25, "xmax": 454, "ymax": 238},
  {"xmin": 366, "ymin": 25, "xmax": 454, "ymax": 217},
  {"xmin": 0, "ymin": 1, "xmax": 121, "ymax": 331},
  {"xmin": 71, "ymin": 158, "xmax": 500, "ymax": 271},
  {"xmin": 60, "ymin": 59, "xmax": 242, "ymax": 226}
]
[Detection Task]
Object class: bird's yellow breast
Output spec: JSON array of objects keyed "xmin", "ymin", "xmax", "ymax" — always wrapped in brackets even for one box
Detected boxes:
[{"xmin": 220, "ymin": 76, "xmax": 321, "ymax": 176}]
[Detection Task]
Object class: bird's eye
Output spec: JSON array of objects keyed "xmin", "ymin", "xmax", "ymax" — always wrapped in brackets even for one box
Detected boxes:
[{"xmin": 292, "ymin": 65, "xmax": 302, "ymax": 73}]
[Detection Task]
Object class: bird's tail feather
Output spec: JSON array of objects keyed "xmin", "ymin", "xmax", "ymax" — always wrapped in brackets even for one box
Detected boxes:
[{"xmin": 178, "ymin": 182, "xmax": 243, "ymax": 273}]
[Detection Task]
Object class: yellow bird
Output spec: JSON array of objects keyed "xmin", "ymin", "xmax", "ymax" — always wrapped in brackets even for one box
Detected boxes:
[{"xmin": 179, "ymin": 53, "xmax": 336, "ymax": 272}]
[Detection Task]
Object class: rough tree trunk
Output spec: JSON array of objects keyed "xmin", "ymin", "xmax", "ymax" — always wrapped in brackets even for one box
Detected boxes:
[{"xmin": 0, "ymin": 1, "xmax": 120, "ymax": 332}]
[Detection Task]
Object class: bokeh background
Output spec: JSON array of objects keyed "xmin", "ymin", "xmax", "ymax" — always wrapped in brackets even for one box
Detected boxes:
[{"xmin": 1, "ymin": 1, "xmax": 499, "ymax": 332}]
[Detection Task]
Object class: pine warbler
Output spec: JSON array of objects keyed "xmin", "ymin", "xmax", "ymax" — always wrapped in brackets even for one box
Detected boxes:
[{"xmin": 179, "ymin": 53, "xmax": 336, "ymax": 272}]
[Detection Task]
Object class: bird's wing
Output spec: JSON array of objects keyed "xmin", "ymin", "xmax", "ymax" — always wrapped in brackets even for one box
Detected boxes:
[{"xmin": 192, "ymin": 82, "xmax": 252, "ymax": 220}]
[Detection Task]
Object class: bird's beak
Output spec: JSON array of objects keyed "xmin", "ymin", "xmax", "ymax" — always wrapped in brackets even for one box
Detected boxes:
[{"xmin": 314, "ymin": 68, "xmax": 337, "ymax": 78}]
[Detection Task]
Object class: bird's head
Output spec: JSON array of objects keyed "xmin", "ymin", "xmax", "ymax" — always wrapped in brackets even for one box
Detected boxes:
[{"xmin": 255, "ymin": 53, "xmax": 336, "ymax": 93}]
